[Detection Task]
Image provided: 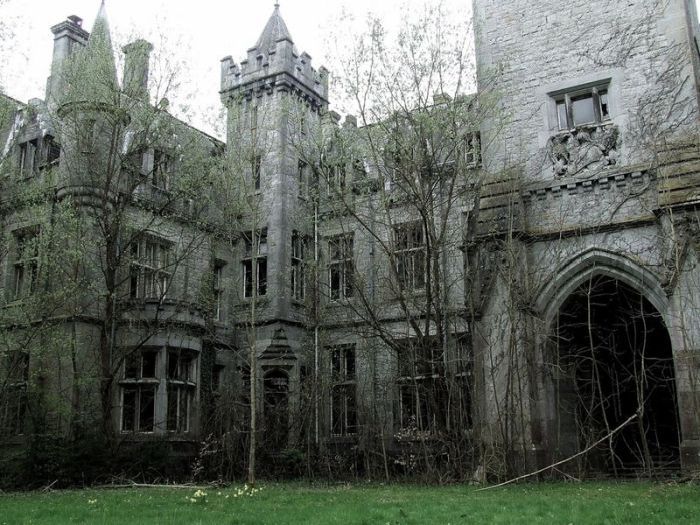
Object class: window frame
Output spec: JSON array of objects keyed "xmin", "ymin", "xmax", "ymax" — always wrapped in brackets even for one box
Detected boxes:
[
  {"xmin": 213, "ymin": 260, "xmax": 226, "ymax": 321},
  {"xmin": 18, "ymin": 138, "xmax": 39, "ymax": 176},
  {"xmin": 328, "ymin": 233, "xmax": 354, "ymax": 301},
  {"xmin": 129, "ymin": 236, "xmax": 172, "ymax": 300},
  {"xmin": 242, "ymin": 229, "xmax": 268, "ymax": 299},
  {"xmin": 121, "ymin": 350, "xmax": 159, "ymax": 433},
  {"xmin": 291, "ymin": 231, "xmax": 306, "ymax": 301},
  {"xmin": 252, "ymin": 154, "xmax": 262, "ymax": 191},
  {"xmin": 0, "ymin": 351, "xmax": 29, "ymax": 436},
  {"xmin": 152, "ymin": 149, "xmax": 171, "ymax": 191},
  {"xmin": 393, "ymin": 222, "xmax": 426, "ymax": 293},
  {"xmin": 12, "ymin": 229, "xmax": 40, "ymax": 300},
  {"xmin": 297, "ymin": 159, "xmax": 308, "ymax": 198},
  {"xmin": 120, "ymin": 347, "xmax": 198, "ymax": 435},
  {"xmin": 329, "ymin": 345, "xmax": 357, "ymax": 437},
  {"xmin": 396, "ymin": 339, "xmax": 446, "ymax": 434},
  {"xmin": 464, "ymin": 131, "xmax": 481, "ymax": 167},
  {"xmin": 553, "ymin": 83, "xmax": 611, "ymax": 131},
  {"xmin": 166, "ymin": 349, "xmax": 196, "ymax": 433}
]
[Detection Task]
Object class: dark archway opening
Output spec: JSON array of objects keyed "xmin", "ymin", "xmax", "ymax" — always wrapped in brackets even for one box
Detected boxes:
[{"xmin": 554, "ymin": 275, "xmax": 680, "ymax": 475}]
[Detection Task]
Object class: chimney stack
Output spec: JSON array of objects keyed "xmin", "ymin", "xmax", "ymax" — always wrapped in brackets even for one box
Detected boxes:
[
  {"xmin": 46, "ymin": 15, "xmax": 89, "ymax": 104},
  {"xmin": 122, "ymin": 40, "xmax": 153, "ymax": 100}
]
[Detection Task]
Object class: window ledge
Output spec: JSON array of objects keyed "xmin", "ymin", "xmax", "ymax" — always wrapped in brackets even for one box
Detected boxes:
[
  {"xmin": 119, "ymin": 378, "xmax": 160, "ymax": 385},
  {"xmin": 552, "ymin": 120, "xmax": 614, "ymax": 136},
  {"xmin": 238, "ymin": 296, "xmax": 270, "ymax": 305},
  {"xmin": 328, "ymin": 434, "xmax": 358, "ymax": 443}
]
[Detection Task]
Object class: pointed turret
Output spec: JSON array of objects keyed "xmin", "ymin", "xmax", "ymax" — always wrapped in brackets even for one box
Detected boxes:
[
  {"xmin": 54, "ymin": 1, "xmax": 124, "ymax": 206},
  {"xmin": 83, "ymin": 1, "xmax": 119, "ymax": 95},
  {"xmin": 251, "ymin": 3, "xmax": 295, "ymax": 54},
  {"xmin": 53, "ymin": 1, "xmax": 119, "ymax": 107},
  {"xmin": 220, "ymin": 2, "xmax": 328, "ymax": 104}
]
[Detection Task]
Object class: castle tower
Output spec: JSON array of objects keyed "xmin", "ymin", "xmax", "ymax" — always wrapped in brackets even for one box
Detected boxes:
[
  {"xmin": 55, "ymin": 1, "xmax": 123, "ymax": 206},
  {"xmin": 220, "ymin": 4, "xmax": 329, "ymax": 448},
  {"xmin": 472, "ymin": 0, "xmax": 700, "ymax": 473}
]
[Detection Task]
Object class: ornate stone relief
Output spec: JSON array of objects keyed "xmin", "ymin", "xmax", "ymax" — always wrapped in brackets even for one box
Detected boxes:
[{"xmin": 548, "ymin": 124, "xmax": 619, "ymax": 177}]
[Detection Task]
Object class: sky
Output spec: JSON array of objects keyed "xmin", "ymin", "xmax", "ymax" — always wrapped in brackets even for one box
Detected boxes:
[
  {"xmin": 0, "ymin": 0, "xmax": 473, "ymax": 138},
  {"xmin": 0, "ymin": 0, "xmax": 699, "ymax": 138}
]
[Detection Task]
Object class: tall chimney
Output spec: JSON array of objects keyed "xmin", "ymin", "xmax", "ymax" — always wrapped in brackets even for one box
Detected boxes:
[
  {"xmin": 122, "ymin": 39, "xmax": 153, "ymax": 100},
  {"xmin": 46, "ymin": 15, "xmax": 89, "ymax": 105}
]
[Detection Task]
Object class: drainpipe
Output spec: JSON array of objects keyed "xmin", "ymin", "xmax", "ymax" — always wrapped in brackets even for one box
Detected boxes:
[{"xmin": 314, "ymin": 200, "xmax": 320, "ymax": 445}]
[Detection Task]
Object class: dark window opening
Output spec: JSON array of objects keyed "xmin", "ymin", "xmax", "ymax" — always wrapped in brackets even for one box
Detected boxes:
[
  {"xmin": 394, "ymin": 222, "xmax": 426, "ymax": 292},
  {"xmin": 263, "ymin": 370, "xmax": 289, "ymax": 450},
  {"xmin": 291, "ymin": 231, "xmax": 306, "ymax": 301},
  {"xmin": 213, "ymin": 261, "xmax": 225, "ymax": 321},
  {"xmin": 252, "ymin": 154, "xmax": 262, "ymax": 191},
  {"xmin": 243, "ymin": 229, "xmax": 268, "ymax": 298},
  {"xmin": 397, "ymin": 339, "xmax": 446, "ymax": 434},
  {"xmin": 329, "ymin": 234, "xmax": 354, "ymax": 300},
  {"xmin": 12, "ymin": 229, "xmax": 40, "ymax": 300},
  {"xmin": 0, "ymin": 352, "xmax": 29, "ymax": 436},
  {"xmin": 330, "ymin": 345, "xmax": 357, "ymax": 437}
]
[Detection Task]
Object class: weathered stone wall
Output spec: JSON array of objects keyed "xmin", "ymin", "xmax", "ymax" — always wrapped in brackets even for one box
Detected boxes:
[
  {"xmin": 474, "ymin": 0, "xmax": 700, "ymax": 471},
  {"xmin": 474, "ymin": 0, "xmax": 700, "ymax": 183}
]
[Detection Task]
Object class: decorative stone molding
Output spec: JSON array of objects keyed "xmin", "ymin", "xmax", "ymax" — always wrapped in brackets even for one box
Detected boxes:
[{"xmin": 547, "ymin": 124, "xmax": 619, "ymax": 177}]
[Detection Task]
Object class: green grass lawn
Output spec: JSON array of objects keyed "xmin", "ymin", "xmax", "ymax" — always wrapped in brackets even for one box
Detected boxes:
[{"xmin": 0, "ymin": 481, "xmax": 698, "ymax": 524}]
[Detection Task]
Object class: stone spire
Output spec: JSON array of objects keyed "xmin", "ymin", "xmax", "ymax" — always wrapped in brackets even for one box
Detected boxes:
[
  {"xmin": 83, "ymin": 0, "xmax": 118, "ymax": 92},
  {"xmin": 251, "ymin": 3, "xmax": 294, "ymax": 53}
]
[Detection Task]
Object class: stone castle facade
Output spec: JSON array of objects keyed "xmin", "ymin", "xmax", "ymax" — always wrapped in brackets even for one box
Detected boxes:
[{"xmin": 1, "ymin": 0, "xmax": 699, "ymax": 478}]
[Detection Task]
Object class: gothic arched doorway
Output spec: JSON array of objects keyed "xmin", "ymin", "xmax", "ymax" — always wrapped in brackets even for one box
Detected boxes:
[
  {"xmin": 262, "ymin": 369, "xmax": 289, "ymax": 451},
  {"xmin": 552, "ymin": 275, "xmax": 680, "ymax": 475}
]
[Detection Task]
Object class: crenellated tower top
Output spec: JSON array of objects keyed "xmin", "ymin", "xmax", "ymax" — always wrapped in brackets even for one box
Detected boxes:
[{"xmin": 220, "ymin": 4, "xmax": 328, "ymax": 109}]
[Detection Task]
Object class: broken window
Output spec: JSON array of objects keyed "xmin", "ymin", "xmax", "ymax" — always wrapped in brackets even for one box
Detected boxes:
[
  {"xmin": 330, "ymin": 345, "xmax": 357, "ymax": 436},
  {"xmin": 121, "ymin": 348, "xmax": 197, "ymax": 434},
  {"xmin": 242, "ymin": 229, "xmax": 267, "ymax": 298},
  {"xmin": 252, "ymin": 154, "xmax": 262, "ymax": 191},
  {"xmin": 298, "ymin": 159, "xmax": 308, "ymax": 198},
  {"xmin": 18, "ymin": 139, "xmax": 39, "ymax": 176},
  {"xmin": 555, "ymin": 84, "xmax": 610, "ymax": 130},
  {"xmin": 394, "ymin": 222, "xmax": 426, "ymax": 292},
  {"xmin": 152, "ymin": 149, "xmax": 170, "ymax": 191},
  {"xmin": 397, "ymin": 339, "xmax": 446, "ymax": 433},
  {"xmin": 166, "ymin": 350, "xmax": 195, "ymax": 433},
  {"xmin": 0, "ymin": 352, "xmax": 29, "ymax": 436},
  {"xmin": 291, "ymin": 231, "xmax": 306, "ymax": 301},
  {"xmin": 328, "ymin": 233, "xmax": 354, "ymax": 300},
  {"xmin": 12, "ymin": 229, "xmax": 40, "ymax": 300},
  {"xmin": 213, "ymin": 260, "xmax": 226, "ymax": 321},
  {"xmin": 121, "ymin": 350, "xmax": 158, "ymax": 433},
  {"xmin": 43, "ymin": 136, "xmax": 61, "ymax": 167},
  {"xmin": 129, "ymin": 236, "xmax": 172, "ymax": 300},
  {"xmin": 464, "ymin": 131, "xmax": 481, "ymax": 167}
]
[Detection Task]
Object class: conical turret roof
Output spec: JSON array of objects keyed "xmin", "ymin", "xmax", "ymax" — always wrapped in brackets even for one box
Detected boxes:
[
  {"xmin": 84, "ymin": 0, "xmax": 118, "ymax": 90},
  {"xmin": 252, "ymin": 3, "xmax": 295, "ymax": 53}
]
